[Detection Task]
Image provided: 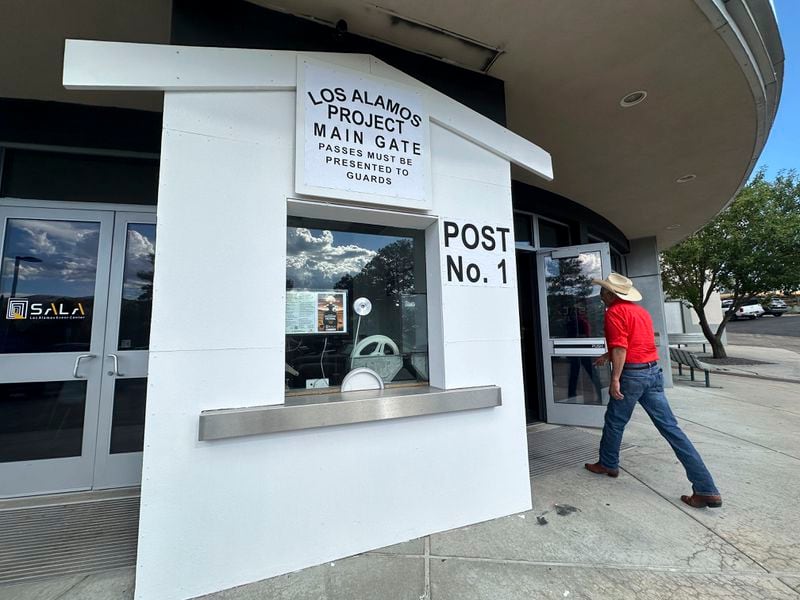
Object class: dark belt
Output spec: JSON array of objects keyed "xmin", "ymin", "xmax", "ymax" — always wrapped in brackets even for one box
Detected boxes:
[{"xmin": 623, "ymin": 361, "xmax": 658, "ymax": 370}]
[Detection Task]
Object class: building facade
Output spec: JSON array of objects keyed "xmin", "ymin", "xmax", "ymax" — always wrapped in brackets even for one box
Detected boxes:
[{"xmin": 0, "ymin": 1, "xmax": 783, "ymax": 598}]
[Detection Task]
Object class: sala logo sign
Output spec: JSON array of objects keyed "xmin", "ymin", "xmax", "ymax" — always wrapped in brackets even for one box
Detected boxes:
[{"xmin": 6, "ymin": 298, "xmax": 86, "ymax": 320}]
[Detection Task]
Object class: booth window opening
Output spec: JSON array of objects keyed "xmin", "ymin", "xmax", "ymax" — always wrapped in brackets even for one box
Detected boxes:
[{"xmin": 285, "ymin": 217, "xmax": 428, "ymax": 392}]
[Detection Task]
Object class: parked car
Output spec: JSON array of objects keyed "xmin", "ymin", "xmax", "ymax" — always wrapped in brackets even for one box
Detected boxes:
[
  {"xmin": 734, "ymin": 299, "xmax": 765, "ymax": 320},
  {"xmin": 762, "ymin": 297, "xmax": 789, "ymax": 317},
  {"xmin": 721, "ymin": 297, "xmax": 766, "ymax": 319}
]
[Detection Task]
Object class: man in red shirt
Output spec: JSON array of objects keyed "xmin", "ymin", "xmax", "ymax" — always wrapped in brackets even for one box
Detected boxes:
[{"xmin": 584, "ymin": 273, "xmax": 722, "ymax": 509}]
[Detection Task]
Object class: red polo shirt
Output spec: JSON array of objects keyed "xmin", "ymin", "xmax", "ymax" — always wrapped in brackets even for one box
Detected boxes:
[{"xmin": 604, "ymin": 299, "xmax": 659, "ymax": 363}]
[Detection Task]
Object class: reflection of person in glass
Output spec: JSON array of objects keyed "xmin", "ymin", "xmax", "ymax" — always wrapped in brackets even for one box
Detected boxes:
[
  {"xmin": 585, "ymin": 273, "xmax": 721, "ymax": 509},
  {"xmin": 565, "ymin": 306, "xmax": 603, "ymax": 403}
]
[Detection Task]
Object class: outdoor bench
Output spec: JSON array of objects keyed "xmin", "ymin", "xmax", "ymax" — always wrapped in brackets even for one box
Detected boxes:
[
  {"xmin": 669, "ymin": 347, "xmax": 712, "ymax": 387},
  {"xmin": 668, "ymin": 332, "xmax": 708, "ymax": 353}
]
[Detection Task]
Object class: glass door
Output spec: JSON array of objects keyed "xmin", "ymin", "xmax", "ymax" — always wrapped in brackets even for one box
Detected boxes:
[
  {"xmin": 537, "ymin": 243, "xmax": 612, "ymax": 427},
  {"xmin": 92, "ymin": 213, "xmax": 156, "ymax": 489},
  {"xmin": 0, "ymin": 207, "xmax": 114, "ymax": 497}
]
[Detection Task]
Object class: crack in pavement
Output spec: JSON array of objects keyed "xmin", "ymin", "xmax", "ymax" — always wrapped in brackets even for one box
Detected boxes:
[
  {"xmin": 619, "ymin": 466, "xmax": 771, "ymax": 575},
  {"xmin": 52, "ymin": 575, "xmax": 90, "ymax": 600},
  {"xmin": 778, "ymin": 577, "xmax": 800, "ymax": 596},
  {"xmin": 426, "ymin": 552, "xmax": 770, "ymax": 575}
]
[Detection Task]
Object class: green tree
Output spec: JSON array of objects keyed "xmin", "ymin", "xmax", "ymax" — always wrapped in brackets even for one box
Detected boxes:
[
  {"xmin": 545, "ymin": 257, "xmax": 600, "ymax": 338},
  {"xmin": 661, "ymin": 169, "xmax": 800, "ymax": 358}
]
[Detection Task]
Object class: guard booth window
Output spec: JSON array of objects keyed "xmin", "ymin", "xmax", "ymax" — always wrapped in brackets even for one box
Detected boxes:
[{"xmin": 284, "ymin": 217, "xmax": 428, "ymax": 391}]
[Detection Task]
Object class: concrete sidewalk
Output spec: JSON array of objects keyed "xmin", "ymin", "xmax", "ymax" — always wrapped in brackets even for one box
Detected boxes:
[
  {"xmin": 710, "ymin": 344, "xmax": 800, "ymax": 382},
  {"xmin": 675, "ymin": 341, "xmax": 800, "ymax": 383},
  {"xmin": 3, "ymin": 373, "xmax": 800, "ymax": 599}
]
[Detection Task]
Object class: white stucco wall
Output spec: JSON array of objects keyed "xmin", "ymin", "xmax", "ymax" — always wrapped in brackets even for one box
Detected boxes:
[
  {"xmin": 665, "ymin": 282, "xmax": 724, "ymax": 335},
  {"xmin": 664, "ymin": 301, "xmax": 684, "ymax": 334},
  {"xmin": 135, "ymin": 70, "xmax": 531, "ymax": 599},
  {"xmin": 690, "ymin": 285, "xmax": 724, "ymax": 328}
]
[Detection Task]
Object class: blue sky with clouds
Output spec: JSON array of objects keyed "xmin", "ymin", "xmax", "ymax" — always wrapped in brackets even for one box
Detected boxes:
[{"xmin": 753, "ymin": 0, "xmax": 799, "ymax": 178}]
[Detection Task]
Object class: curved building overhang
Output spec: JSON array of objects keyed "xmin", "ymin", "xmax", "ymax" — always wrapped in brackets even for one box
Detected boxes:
[
  {"xmin": 0, "ymin": 1, "xmax": 783, "ymax": 249},
  {"xmin": 241, "ymin": 0, "xmax": 784, "ymax": 248}
]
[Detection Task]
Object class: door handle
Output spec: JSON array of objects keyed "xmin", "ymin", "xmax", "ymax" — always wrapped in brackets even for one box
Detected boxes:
[
  {"xmin": 73, "ymin": 354, "xmax": 96, "ymax": 378},
  {"xmin": 107, "ymin": 353, "xmax": 124, "ymax": 377}
]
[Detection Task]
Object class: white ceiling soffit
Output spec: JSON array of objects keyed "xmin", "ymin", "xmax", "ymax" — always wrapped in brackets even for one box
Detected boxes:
[
  {"xmin": 250, "ymin": 1, "xmax": 504, "ymax": 72},
  {"xmin": 62, "ymin": 40, "xmax": 553, "ymax": 182},
  {"xmin": 361, "ymin": 5, "xmax": 504, "ymax": 72},
  {"xmin": 247, "ymin": 0, "xmax": 783, "ymax": 249},
  {"xmin": 0, "ymin": 0, "xmax": 169, "ymax": 112},
  {"xmin": 2, "ymin": 1, "xmax": 782, "ymax": 248}
]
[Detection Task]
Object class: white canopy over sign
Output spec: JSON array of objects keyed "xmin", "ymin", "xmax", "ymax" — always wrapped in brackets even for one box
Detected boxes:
[{"xmin": 63, "ymin": 40, "xmax": 553, "ymax": 185}]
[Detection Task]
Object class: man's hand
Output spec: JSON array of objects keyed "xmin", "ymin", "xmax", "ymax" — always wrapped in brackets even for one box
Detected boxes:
[
  {"xmin": 609, "ymin": 379, "xmax": 624, "ymax": 400},
  {"xmin": 608, "ymin": 347, "xmax": 626, "ymax": 400},
  {"xmin": 594, "ymin": 353, "xmax": 609, "ymax": 367}
]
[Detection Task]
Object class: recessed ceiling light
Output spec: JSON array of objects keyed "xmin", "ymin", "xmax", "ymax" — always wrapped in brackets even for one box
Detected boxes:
[
  {"xmin": 620, "ymin": 91, "xmax": 647, "ymax": 107},
  {"xmin": 676, "ymin": 174, "xmax": 697, "ymax": 183},
  {"xmin": 665, "ymin": 224, "xmax": 682, "ymax": 230}
]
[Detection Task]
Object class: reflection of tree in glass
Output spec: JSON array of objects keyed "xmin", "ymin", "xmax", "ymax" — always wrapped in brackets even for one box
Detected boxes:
[
  {"xmin": 119, "ymin": 250, "xmax": 155, "ymax": 351},
  {"xmin": 333, "ymin": 273, "xmax": 352, "ymax": 291},
  {"xmin": 335, "ymin": 240, "xmax": 414, "ymax": 299},
  {"xmin": 358, "ymin": 240, "xmax": 414, "ymax": 297},
  {"xmin": 334, "ymin": 240, "xmax": 415, "ymax": 349},
  {"xmin": 135, "ymin": 253, "xmax": 154, "ymax": 301},
  {"xmin": 547, "ymin": 257, "xmax": 592, "ymax": 298},
  {"xmin": 546, "ymin": 257, "xmax": 601, "ymax": 339}
]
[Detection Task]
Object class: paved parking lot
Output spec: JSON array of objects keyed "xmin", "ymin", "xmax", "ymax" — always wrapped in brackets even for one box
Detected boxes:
[
  {"xmin": 726, "ymin": 314, "xmax": 800, "ymax": 354},
  {"xmin": 726, "ymin": 312, "xmax": 800, "ymax": 336}
]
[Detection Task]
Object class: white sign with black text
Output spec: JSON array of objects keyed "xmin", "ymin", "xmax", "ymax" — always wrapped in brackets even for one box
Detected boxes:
[
  {"xmin": 296, "ymin": 58, "xmax": 431, "ymax": 210},
  {"xmin": 441, "ymin": 218, "xmax": 513, "ymax": 287}
]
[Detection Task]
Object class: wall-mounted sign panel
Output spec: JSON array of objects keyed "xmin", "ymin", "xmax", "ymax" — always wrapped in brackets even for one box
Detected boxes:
[
  {"xmin": 286, "ymin": 290, "xmax": 348, "ymax": 334},
  {"xmin": 441, "ymin": 218, "xmax": 513, "ymax": 288},
  {"xmin": 296, "ymin": 58, "xmax": 431, "ymax": 211}
]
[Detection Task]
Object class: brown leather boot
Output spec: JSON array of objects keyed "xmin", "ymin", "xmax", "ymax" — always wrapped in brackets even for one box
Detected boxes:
[
  {"xmin": 584, "ymin": 462, "xmax": 619, "ymax": 478},
  {"xmin": 681, "ymin": 493, "xmax": 722, "ymax": 508}
]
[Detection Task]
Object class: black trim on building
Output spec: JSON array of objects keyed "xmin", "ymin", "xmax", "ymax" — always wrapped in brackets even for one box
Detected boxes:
[
  {"xmin": 515, "ymin": 249, "xmax": 546, "ymax": 423},
  {"xmin": 171, "ymin": 0, "xmax": 507, "ymax": 126},
  {"xmin": 1, "ymin": 148, "xmax": 158, "ymax": 205},
  {"xmin": 0, "ymin": 99, "xmax": 161, "ymax": 205},
  {"xmin": 0, "ymin": 98, "xmax": 161, "ymax": 154},
  {"xmin": 511, "ymin": 180, "xmax": 630, "ymax": 255}
]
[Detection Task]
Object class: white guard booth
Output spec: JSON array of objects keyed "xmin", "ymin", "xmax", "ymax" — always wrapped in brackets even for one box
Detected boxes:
[{"xmin": 63, "ymin": 40, "xmax": 553, "ymax": 600}]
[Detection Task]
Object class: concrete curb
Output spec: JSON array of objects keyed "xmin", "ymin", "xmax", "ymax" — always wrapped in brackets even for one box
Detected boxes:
[
  {"xmin": 671, "ymin": 365, "xmax": 800, "ymax": 385},
  {"xmin": 706, "ymin": 369, "xmax": 800, "ymax": 385}
]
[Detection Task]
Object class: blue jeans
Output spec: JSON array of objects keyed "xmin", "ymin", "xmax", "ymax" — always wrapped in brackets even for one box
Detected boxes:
[{"xmin": 598, "ymin": 365, "xmax": 719, "ymax": 496}]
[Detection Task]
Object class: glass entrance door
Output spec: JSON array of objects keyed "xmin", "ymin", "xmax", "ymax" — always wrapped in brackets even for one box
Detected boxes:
[
  {"xmin": 537, "ymin": 243, "xmax": 612, "ymax": 427},
  {"xmin": 0, "ymin": 207, "xmax": 114, "ymax": 496},
  {"xmin": 0, "ymin": 205, "xmax": 155, "ymax": 497},
  {"xmin": 92, "ymin": 214, "xmax": 156, "ymax": 489}
]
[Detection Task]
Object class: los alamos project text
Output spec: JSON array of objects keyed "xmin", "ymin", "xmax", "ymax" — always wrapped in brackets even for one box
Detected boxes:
[{"xmin": 308, "ymin": 86, "xmax": 423, "ymax": 186}]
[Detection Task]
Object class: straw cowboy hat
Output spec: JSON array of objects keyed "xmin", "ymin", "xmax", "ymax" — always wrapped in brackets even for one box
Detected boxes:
[{"xmin": 591, "ymin": 272, "xmax": 643, "ymax": 302}]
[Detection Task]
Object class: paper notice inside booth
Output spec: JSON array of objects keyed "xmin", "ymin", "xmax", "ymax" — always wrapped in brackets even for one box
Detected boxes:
[{"xmin": 286, "ymin": 290, "xmax": 348, "ymax": 334}]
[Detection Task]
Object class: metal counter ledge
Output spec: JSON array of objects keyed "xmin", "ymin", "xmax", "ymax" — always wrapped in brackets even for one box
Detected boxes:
[{"xmin": 198, "ymin": 385, "xmax": 502, "ymax": 441}]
